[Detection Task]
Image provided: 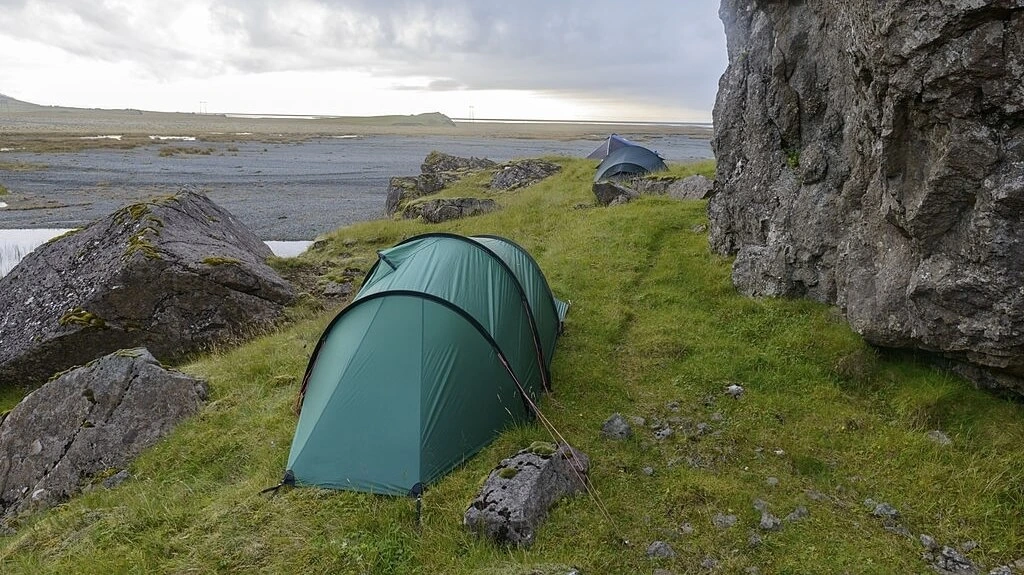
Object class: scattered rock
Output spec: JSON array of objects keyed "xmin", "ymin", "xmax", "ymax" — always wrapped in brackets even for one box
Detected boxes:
[
  {"xmin": 700, "ymin": 556, "xmax": 719, "ymax": 570},
  {"xmin": 322, "ymin": 281, "xmax": 354, "ymax": 298},
  {"xmin": 592, "ymin": 181, "xmax": 639, "ymax": 206},
  {"xmin": 653, "ymin": 426, "xmax": 673, "ymax": 441},
  {"xmin": 402, "ymin": 197, "xmax": 499, "ymax": 223},
  {"xmin": 653, "ymin": 570, "xmax": 675, "ymax": 575},
  {"xmin": 0, "ymin": 348, "xmax": 206, "ymax": 520},
  {"xmin": 784, "ymin": 506, "xmax": 809, "ymax": 522},
  {"xmin": 927, "ymin": 430, "xmax": 953, "ymax": 446},
  {"xmin": 759, "ymin": 512, "xmax": 782, "ymax": 531},
  {"xmin": 923, "ymin": 545, "xmax": 982, "ymax": 575},
  {"xmin": 490, "ymin": 159, "xmax": 561, "ymax": 191},
  {"xmin": 725, "ymin": 384, "xmax": 745, "ymax": 399},
  {"xmin": 871, "ymin": 502, "xmax": 900, "ymax": 520},
  {"xmin": 712, "ymin": 513, "xmax": 738, "ymax": 529},
  {"xmin": 642, "ymin": 466, "xmax": 655, "ymax": 476},
  {"xmin": 710, "ymin": 411, "xmax": 724, "ymax": 422},
  {"xmin": 679, "ymin": 522, "xmax": 694, "ymax": 535},
  {"xmin": 646, "ymin": 541, "xmax": 675, "ymax": 559},
  {"xmin": 0, "ymin": 190, "xmax": 295, "ymax": 388},
  {"xmin": 765, "ymin": 477, "xmax": 779, "ymax": 487},
  {"xmin": 748, "ymin": 531, "xmax": 763, "ymax": 547},
  {"xmin": 102, "ymin": 470, "xmax": 131, "ymax": 489},
  {"xmin": 601, "ymin": 413, "xmax": 633, "ymax": 440},
  {"xmin": 668, "ymin": 175, "xmax": 714, "ymax": 200},
  {"xmin": 629, "ymin": 415, "xmax": 647, "ymax": 427},
  {"xmin": 464, "ymin": 443, "xmax": 589, "ymax": 547},
  {"xmin": 666, "ymin": 400, "xmax": 680, "ymax": 412}
]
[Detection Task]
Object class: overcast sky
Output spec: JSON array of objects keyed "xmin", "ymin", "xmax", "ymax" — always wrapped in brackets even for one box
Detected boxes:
[{"xmin": 0, "ymin": 1, "xmax": 726, "ymax": 122}]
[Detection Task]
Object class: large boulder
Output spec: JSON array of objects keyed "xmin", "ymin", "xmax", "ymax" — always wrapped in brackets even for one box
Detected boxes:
[
  {"xmin": 710, "ymin": 1, "xmax": 1024, "ymax": 396},
  {"xmin": 464, "ymin": 442, "xmax": 589, "ymax": 547},
  {"xmin": 0, "ymin": 348, "xmax": 206, "ymax": 520},
  {"xmin": 384, "ymin": 173, "xmax": 457, "ymax": 216},
  {"xmin": 0, "ymin": 190, "xmax": 295, "ymax": 387},
  {"xmin": 385, "ymin": 152, "xmax": 498, "ymax": 216},
  {"xmin": 421, "ymin": 150, "xmax": 496, "ymax": 174},
  {"xmin": 402, "ymin": 197, "xmax": 499, "ymax": 223},
  {"xmin": 490, "ymin": 159, "xmax": 562, "ymax": 191}
]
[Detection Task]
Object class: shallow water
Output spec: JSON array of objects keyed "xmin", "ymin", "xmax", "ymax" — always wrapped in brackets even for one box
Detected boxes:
[{"xmin": 0, "ymin": 229, "xmax": 310, "ymax": 278}]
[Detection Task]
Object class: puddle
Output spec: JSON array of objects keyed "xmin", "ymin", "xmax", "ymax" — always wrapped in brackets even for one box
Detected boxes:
[
  {"xmin": 1, "ymin": 229, "xmax": 311, "ymax": 278},
  {"xmin": 265, "ymin": 241, "xmax": 313, "ymax": 257}
]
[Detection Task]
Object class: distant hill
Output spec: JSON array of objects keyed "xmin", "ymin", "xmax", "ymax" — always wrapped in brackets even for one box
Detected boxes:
[
  {"xmin": 0, "ymin": 93, "xmax": 455, "ymax": 126},
  {"xmin": 0, "ymin": 93, "xmax": 44, "ymax": 112}
]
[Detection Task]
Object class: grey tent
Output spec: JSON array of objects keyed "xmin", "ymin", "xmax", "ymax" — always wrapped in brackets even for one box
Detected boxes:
[
  {"xmin": 586, "ymin": 134, "xmax": 636, "ymax": 160},
  {"xmin": 594, "ymin": 145, "xmax": 668, "ymax": 181}
]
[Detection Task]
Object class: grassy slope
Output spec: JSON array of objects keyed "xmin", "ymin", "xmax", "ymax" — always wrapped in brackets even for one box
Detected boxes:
[{"xmin": 1, "ymin": 159, "xmax": 1022, "ymax": 574}]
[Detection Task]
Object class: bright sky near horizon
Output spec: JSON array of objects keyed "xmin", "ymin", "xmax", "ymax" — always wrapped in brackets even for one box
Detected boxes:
[{"xmin": 0, "ymin": 1, "xmax": 727, "ymax": 123}]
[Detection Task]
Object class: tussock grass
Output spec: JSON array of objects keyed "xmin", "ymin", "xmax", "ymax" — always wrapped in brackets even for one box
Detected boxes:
[{"xmin": 1, "ymin": 158, "xmax": 1022, "ymax": 574}]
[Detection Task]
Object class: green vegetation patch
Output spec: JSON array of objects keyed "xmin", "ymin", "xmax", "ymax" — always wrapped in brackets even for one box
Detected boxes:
[
  {"xmin": 58, "ymin": 307, "xmax": 107, "ymax": 329},
  {"xmin": 202, "ymin": 256, "xmax": 242, "ymax": 266},
  {"xmin": 1, "ymin": 157, "xmax": 1023, "ymax": 575},
  {"xmin": 0, "ymin": 161, "xmax": 48, "ymax": 172}
]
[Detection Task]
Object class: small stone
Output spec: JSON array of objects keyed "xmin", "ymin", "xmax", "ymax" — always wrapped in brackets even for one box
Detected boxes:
[
  {"xmin": 752, "ymin": 498, "xmax": 768, "ymax": 512},
  {"xmin": 653, "ymin": 570, "xmax": 675, "ymax": 575},
  {"xmin": 926, "ymin": 430, "xmax": 952, "ymax": 446},
  {"xmin": 961, "ymin": 540, "xmax": 978, "ymax": 553},
  {"xmin": 679, "ymin": 522, "xmax": 694, "ymax": 535},
  {"xmin": 785, "ymin": 506, "xmax": 809, "ymax": 522},
  {"xmin": 642, "ymin": 466, "xmax": 655, "ymax": 476},
  {"xmin": 863, "ymin": 498, "xmax": 876, "ymax": 509},
  {"xmin": 725, "ymin": 384, "xmax": 745, "ymax": 398},
  {"xmin": 712, "ymin": 513, "xmax": 738, "ymax": 529},
  {"xmin": 646, "ymin": 541, "xmax": 675, "ymax": 558},
  {"xmin": 988, "ymin": 567, "xmax": 1012, "ymax": 575},
  {"xmin": 322, "ymin": 281, "xmax": 354, "ymax": 298},
  {"xmin": 872, "ymin": 502, "xmax": 900, "ymax": 519},
  {"xmin": 103, "ymin": 469, "xmax": 130, "ymax": 489},
  {"xmin": 805, "ymin": 488, "xmax": 827, "ymax": 501},
  {"xmin": 696, "ymin": 422, "xmax": 712, "ymax": 435},
  {"xmin": 653, "ymin": 426, "xmax": 673, "ymax": 441},
  {"xmin": 629, "ymin": 416, "xmax": 647, "ymax": 427},
  {"xmin": 666, "ymin": 401, "xmax": 681, "ymax": 412},
  {"xmin": 710, "ymin": 411, "xmax": 724, "ymax": 422},
  {"xmin": 601, "ymin": 413, "xmax": 633, "ymax": 440},
  {"xmin": 765, "ymin": 477, "xmax": 779, "ymax": 487},
  {"xmin": 759, "ymin": 512, "xmax": 782, "ymax": 531},
  {"xmin": 883, "ymin": 520, "xmax": 912, "ymax": 538},
  {"xmin": 920, "ymin": 534, "xmax": 938, "ymax": 551},
  {"xmin": 748, "ymin": 530, "xmax": 763, "ymax": 547},
  {"xmin": 700, "ymin": 556, "xmax": 718, "ymax": 570}
]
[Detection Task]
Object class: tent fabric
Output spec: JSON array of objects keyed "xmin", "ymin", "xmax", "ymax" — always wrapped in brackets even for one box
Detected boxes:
[
  {"xmin": 285, "ymin": 233, "xmax": 568, "ymax": 496},
  {"xmin": 594, "ymin": 145, "xmax": 668, "ymax": 181},
  {"xmin": 586, "ymin": 133, "xmax": 636, "ymax": 160}
]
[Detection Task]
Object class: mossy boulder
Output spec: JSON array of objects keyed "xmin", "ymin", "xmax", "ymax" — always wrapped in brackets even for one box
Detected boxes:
[{"xmin": 0, "ymin": 190, "xmax": 295, "ymax": 387}]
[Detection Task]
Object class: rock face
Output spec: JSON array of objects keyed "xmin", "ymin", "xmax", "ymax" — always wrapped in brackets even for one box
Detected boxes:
[
  {"xmin": 0, "ymin": 348, "xmax": 206, "ymax": 519},
  {"xmin": 402, "ymin": 197, "xmax": 499, "ymax": 223},
  {"xmin": 464, "ymin": 443, "xmax": 589, "ymax": 547},
  {"xmin": 421, "ymin": 150, "xmax": 496, "ymax": 174},
  {"xmin": 490, "ymin": 159, "xmax": 562, "ymax": 191},
  {"xmin": 0, "ymin": 190, "xmax": 295, "ymax": 387},
  {"xmin": 384, "ymin": 151, "xmax": 497, "ymax": 216},
  {"xmin": 710, "ymin": 1, "xmax": 1024, "ymax": 395}
]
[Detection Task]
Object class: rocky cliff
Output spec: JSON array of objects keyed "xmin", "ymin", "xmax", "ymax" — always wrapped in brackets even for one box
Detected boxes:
[{"xmin": 710, "ymin": 1, "xmax": 1024, "ymax": 395}]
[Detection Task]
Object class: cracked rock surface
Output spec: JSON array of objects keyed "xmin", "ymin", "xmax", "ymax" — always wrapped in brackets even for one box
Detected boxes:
[
  {"xmin": 0, "ymin": 348, "xmax": 206, "ymax": 521},
  {"xmin": 464, "ymin": 443, "xmax": 589, "ymax": 547},
  {"xmin": 0, "ymin": 189, "xmax": 294, "ymax": 387},
  {"xmin": 710, "ymin": 0, "xmax": 1024, "ymax": 397}
]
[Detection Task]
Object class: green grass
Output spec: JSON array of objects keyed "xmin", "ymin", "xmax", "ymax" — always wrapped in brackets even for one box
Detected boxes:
[
  {"xmin": 1, "ymin": 158, "xmax": 1022, "ymax": 574},
  {"xmin": 0, "ymin": 183, "xmax": 7, "ymax": 196}
]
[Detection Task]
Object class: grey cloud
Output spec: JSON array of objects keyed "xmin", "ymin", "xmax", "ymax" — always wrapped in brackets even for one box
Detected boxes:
[{"xmin": 2, "ymin": 0, "xmax": 727, "ymax": 116}]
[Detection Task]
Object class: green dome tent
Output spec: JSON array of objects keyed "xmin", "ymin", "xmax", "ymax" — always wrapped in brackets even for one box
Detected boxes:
[
  {"xmin": 282, "ymin": 233, "xmax": 569, "ymax": 496},
  {"xmin": 594, "ymin": 144, "xmax": 668, "ymax": 181}
]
